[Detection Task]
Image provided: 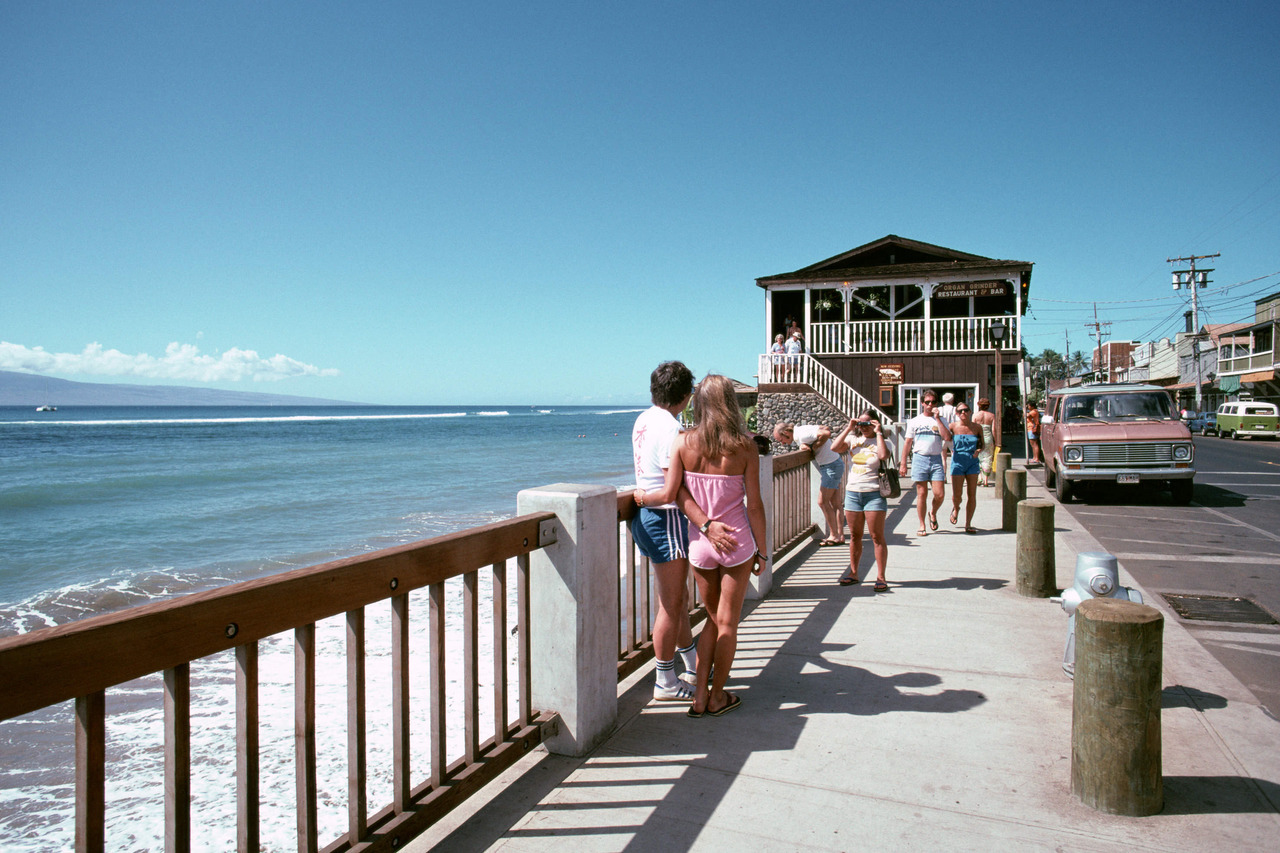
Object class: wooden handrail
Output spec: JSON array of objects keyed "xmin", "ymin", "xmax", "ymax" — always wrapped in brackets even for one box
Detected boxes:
[{"xmin": 0, "ymin": 512, "xmax": 556, "ymax": 722}]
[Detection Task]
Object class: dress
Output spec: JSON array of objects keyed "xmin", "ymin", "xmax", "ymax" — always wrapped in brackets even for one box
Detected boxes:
[
  {"xmin": 949, "ymin": 433, "xmax": 981, "ymax": 477},
  {"xmin": 684, "ymin": 471, "xmax": 757, "ymax": 569},
  {"xmin": 978, "ymin": 423, "xmax": 995, "ymax": 475}
]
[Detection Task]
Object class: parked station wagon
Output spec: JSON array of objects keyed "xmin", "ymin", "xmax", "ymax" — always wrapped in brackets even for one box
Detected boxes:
[
  {"xmin": 1041, "ymin": 383, "xmax": 1194, "ymax": 504},
  {"xmin": 1214, "ymin": 401, "xmax": 1279, "ymax": 440}
]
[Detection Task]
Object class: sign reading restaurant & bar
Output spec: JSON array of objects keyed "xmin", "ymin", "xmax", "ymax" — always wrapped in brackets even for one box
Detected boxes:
[{"xmin": 934, "ymin": 280, "xmax": 1009, "ymax": 299}]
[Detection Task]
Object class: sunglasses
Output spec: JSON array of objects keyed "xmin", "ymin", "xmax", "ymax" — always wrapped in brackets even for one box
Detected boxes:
[
  {"xmin": 956, "ymin": 408, "xmax": 970, "ymax": 414},
  {"xmin": 922, "ymin": 399, "xmax": 937, "ymax": 405},
  {"xmin": 857, "ymin": 421, "xmax": 873, "ymax": 427}
]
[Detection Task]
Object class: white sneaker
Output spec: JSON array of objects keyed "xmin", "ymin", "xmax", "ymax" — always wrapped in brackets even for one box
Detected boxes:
[
  {"xmin": 653, "ymin": 681, "xmax": 695, "ymax": 701},
  {"xmin": 677, "ymin": 670, "xmax": 697, "ymax": 687}
]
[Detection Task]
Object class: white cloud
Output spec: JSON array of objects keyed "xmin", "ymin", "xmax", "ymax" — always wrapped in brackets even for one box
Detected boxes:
[{"xmin": 0, "ymin": 341, "xmax": 340, "ymax": 383}]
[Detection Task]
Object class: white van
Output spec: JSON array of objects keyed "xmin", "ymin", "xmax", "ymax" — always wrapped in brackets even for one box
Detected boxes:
[{"xmin": 1214, "ymin": 401, "xmax": 1279, "ymax": 439}]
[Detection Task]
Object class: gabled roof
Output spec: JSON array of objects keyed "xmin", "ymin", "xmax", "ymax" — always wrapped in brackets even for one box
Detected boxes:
[{"xmin": 756, "ymin": 234, "xmax": 1032, "ymax": 288}]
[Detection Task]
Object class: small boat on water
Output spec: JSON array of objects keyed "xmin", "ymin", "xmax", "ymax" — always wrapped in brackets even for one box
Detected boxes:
[{"xmin": 35, "ymin": 405, "xmax": 57, "ymax": 412}]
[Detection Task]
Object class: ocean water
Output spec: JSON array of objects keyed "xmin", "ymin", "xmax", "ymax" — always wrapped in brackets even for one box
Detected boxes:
[{"xmin": 0, "ymin": 405, "xmax": 644, "ymax": 851}]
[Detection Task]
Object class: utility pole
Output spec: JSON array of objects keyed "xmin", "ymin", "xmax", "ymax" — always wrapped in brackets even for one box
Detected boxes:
[
  {"xmin": 1169, "ymin": 252, "xmax": 1219, "ymax": 412},
  {"xmin": 1085, "ymin": 305, "xmax": 1111, "ymax": 383}
]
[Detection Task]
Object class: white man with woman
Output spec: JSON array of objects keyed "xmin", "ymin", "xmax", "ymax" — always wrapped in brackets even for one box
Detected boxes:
[
  {"xmin": 635, "ymin": 373, "xmax": 766, "ymax": 718},
  {"xmin": 899, "ymin": 389, "xmax": 952, "ymax": 537},
  {"xmin": 630, "ymin": 362, "xmax": 738, "ymax": 703}
]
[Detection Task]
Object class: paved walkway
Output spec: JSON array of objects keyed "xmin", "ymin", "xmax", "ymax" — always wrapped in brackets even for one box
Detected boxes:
[{"xmin": 413, "ymin": 469, "xmax": 1280, "ymax": 852}]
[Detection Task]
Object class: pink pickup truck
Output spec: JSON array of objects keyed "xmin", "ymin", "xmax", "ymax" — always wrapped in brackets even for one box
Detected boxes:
[{"xmin": 1041, "ymin": 383, "xmax": 1195, "ymax": 504}]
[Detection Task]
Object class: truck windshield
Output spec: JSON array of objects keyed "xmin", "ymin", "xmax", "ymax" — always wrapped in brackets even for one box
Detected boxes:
[{"xmin": 1061, "ymin": 392, "xmax": 1173, "ymax": 421}]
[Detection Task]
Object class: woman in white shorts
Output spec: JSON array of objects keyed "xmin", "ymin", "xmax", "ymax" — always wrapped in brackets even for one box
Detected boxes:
[{"xmin": 831, "ymin": 412, "xmax": 891, "ymax": 592}]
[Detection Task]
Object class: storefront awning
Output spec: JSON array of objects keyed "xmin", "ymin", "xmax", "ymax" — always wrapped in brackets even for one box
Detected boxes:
[{"xmin": 1241, "ymin": 370, "xmax": 1276, "ymax": 383}]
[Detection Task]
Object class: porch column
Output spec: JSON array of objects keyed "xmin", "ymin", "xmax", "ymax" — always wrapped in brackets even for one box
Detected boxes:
[
  {"xmin": 1013, "ymin": 278, "xmax": 1022, "ymax": 350},
  {"xmin": 922, "ymin": 283, "xmax": 935, "ymax": 353}
]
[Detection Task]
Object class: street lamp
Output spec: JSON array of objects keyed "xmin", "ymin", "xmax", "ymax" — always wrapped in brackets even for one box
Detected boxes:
[{"xmin": 990, "ymin": 318, "xmax": 1007, "ymax": 449}]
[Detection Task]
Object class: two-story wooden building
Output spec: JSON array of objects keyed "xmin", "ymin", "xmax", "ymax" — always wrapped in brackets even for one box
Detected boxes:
[
  {"xmin": 756, "ymin": 234, "xmax": 1032, "ymax": 425},
  {"xmin": 1216, "ymin": 290, "xmax": 1280, "ymax": 403}
]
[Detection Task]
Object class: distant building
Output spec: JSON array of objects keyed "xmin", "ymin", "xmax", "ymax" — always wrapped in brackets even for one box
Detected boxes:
[
  {"xmin": 755, "ymin": 234, "xmax": 1032, "ymax": 424},
  {"xmin": 1215, "ymin": 290, "xmax": 1280, "ymax": 403},
  {"xmin": 1091, "ymin": 340, "xmax": 1138, "ymax": 384}
]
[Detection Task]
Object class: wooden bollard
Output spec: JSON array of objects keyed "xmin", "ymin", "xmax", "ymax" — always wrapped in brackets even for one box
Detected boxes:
[
  {"xmin": 1002, "ymin": 469, "xmax": 1027, "ymax": 532},
  {"xmin": 1015, "ymin": 499, "xmax": 1055, "ymax": 597},
  {"xmin": 1071, "ymin": 598, "xmax": 1163, "ymax": 816},
  {"xmin": 994, "ymin": 452, "xmax": 1011, "ymax": 498}
]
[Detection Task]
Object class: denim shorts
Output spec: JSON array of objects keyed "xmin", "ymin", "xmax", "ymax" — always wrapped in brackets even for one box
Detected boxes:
[
  {"xmin": 845, "ymin": 489, "xmax": 887, "ymax": 513},
  {"xmin": 950, "ymin": 455, "xmax": 981, "ymax": 477},
  {"xmin": 817, "ymin": 459, "xmax": 844, "ymax": 490},
  {"xmin": 910, "ymin": 454, "xmax": 946, "ymax": 482}
]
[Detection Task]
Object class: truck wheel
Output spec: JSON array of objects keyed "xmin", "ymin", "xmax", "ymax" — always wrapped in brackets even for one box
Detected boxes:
[
  {"xmin": 1231, "ymin": 429, "xmax": 1240, "ymax": 440},
  {"xmin": 1170, "ymin": 479, "xmax": 1193, "ymax": 505},
  {"xmin": 1054, "ymin": 466, "xmax": 1073, "ymax": 503}
]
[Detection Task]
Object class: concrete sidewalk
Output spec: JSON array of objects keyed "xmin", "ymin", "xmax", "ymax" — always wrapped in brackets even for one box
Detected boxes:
[{"xmin": 415, "ymin": 470, "xmax": 1280, "ymax": 852}]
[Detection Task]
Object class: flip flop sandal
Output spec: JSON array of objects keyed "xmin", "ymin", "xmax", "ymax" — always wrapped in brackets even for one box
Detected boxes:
[
  {"xmin": 839, "ymin": 565, "xmax": 860, "ymax": 585},
  {"xmin": 949, "ymin": 507, "xmax": 959, "ymax": 525},
  {"xmin": 928, "ymin": 514, "xmax": 938, "ymax": 531},
  {"xmin": 874, "ymin": 580, "xmax": 889, "ymax": 592},
  {"xmin": 917, "ymin": 527, "xmax": 928, "ymax": 537},
  {"xmin": 687, "ymin": 705, "xmax": 705, "ymax": 718},
  {"xmin": 965, "ymin": 527, "xmax": 978, "ymax": 535},
  {"xmin": 708, "ymin": 693, "xmax": 742, "ymax": 716}
]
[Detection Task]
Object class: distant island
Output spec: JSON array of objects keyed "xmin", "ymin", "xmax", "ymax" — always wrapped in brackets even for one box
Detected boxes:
[{"xmin": 0, "ymin": 371, "xmax": 364, "ymax": 407}]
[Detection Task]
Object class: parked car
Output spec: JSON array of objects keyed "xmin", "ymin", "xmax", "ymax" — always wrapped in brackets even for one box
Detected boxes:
[
  {"xmin": 1214, "ymin": 401, "xmax": 1279, "ymax": 440},
  {"xmin": 1041, "ymin": 383, "xmax": 1194, "ymax": 504},
  {"xmin": 1186, "ymin": 411, "xmax": 1217, "ymax": 435}
]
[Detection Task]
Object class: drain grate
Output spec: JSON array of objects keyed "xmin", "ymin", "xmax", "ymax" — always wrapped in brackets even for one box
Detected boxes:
[{"xmin": 1160, "ymin": 593, "xmax": 1278, "ymax": 625}]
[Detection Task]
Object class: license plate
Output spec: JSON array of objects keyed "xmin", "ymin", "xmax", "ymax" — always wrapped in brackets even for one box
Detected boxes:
[{"xmin": 1117, "ymin": 474, "xmax": 1140, "ymax": 484}]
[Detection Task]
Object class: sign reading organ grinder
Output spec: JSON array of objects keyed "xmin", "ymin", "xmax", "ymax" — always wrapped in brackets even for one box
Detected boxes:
[{"xmin": 934, "ymin": 280, "xmax": 1010, "ymax": 299}]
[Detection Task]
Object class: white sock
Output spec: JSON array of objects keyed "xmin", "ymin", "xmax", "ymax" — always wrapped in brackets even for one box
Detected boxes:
[
  {"xmin": 655, "ymin": 658, "xmax": 678, "ymax": 689},
  {"xmin": 676, "ymin": 642, "xmax": 697, "ymax": 674}
]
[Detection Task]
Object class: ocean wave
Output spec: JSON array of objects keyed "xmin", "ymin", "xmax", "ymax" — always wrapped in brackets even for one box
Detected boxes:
[
  {"xmin": 590, "ymin": 408, "xmax": 646, "ymax": 416},
  {"xmin": 0, "ymin": 413, "xmax": 470, "ymax": 427},
  {"xmin": 475, "ymin": 411, "xmax": 509, "ymax": 416}
]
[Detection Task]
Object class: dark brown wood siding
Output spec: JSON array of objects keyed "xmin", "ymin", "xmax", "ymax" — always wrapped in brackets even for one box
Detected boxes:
[{"xmin": 815, "ymin": 353, "xmax": 1004, "ymax": 411}]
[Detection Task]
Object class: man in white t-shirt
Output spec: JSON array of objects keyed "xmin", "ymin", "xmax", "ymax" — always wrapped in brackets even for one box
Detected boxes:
[
  {"xmin": 773, "ymin": 421, "xmax": 845, "ymax": 546},
  {"xmin": 630, "ymin": 362, "xmax": 735, "ymax": 702},
  {"xmin": 899, "ymin": 389, "xmax": 952, "ymax": 537}
]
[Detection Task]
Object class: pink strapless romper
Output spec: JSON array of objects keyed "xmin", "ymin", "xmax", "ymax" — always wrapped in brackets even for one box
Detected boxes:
[{"xmin": 684, "ymin": 471, "xmax": 757, "ymax": 569}]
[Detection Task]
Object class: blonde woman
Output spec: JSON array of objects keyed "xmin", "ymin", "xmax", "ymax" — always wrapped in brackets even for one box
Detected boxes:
[{"xmin": 637, "ymin": 375, "xmax": 767, "ymax": 718}]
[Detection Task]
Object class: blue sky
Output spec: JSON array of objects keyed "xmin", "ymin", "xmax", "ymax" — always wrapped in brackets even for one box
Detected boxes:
[{"xmin": 3, "ymin": 1, "xmax": 1277, "ymax": 405}]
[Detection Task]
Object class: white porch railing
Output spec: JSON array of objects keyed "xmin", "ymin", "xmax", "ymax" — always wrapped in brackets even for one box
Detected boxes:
[
  {"xmin": 758, "ymin": 353, "xmax": 892, "ymax": 424},
  {"xmin": 1218, "ymin": 350, "xmax": 1275, "ymax": 375},
  {"xmin": 808, "ymin": 315, "xmax": 1018, "ymax": 355}
]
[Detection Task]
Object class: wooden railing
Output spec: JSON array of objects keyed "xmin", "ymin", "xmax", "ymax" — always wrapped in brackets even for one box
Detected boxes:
[
  {"xmin": 1219, "ymin": 349, "xmax": 1274, "ymax": 375},
  {"xmin": 758, "ymin": 354, "xmax": 892, "ymax": 424},
  {"xmin": 0, "ymin": 515, "xmax": 560, "ymax": 853},
  {"xmin": 770, "ymin": 450, "xmax": 816, "ymax": 560},
  {"xmin": 805, "ymin": 314, "xmax": 1019, "ymax": 355},
  {"xmin": 0, "ymin": 474, "xmax": 799, "ymax": 852}
]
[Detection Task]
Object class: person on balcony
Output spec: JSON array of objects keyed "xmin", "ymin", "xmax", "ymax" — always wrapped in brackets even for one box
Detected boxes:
[
  {"xmin": 899, "ymin": 390, "xmax": 952, "ymax": 537},
  {"xmin": 830, "ymin": 412, "xmax": 891, "ymax": 591},
  {"xmin": 772, "ymin": 421, "xmax": 844, "ymax": 546},
  {"xmin": 770, "ymin": 334, "xmax": 786, "ymax": 380},
  {"xmin": 641, "ymin": 374, "xmax": 767, "ymax": 718},
  {"xmin": 784, "ymin": 331, "xmax": 803, "ymax": 381},
  {"xmin": 630, "ymin": 361, "xmax": 737, "ymax": 703}
]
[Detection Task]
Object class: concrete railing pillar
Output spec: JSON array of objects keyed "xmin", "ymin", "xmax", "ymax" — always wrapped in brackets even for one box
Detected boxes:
[
  {"xmin": 994, "ymin": 452, "xmax": 1011, "ymax": 499},
  {"xmin": 1002, "ymin": 469, "xmax": 1027, "ymax": 532},
  {"xmin": 1071, "ymin": 598, "xmax": 1164, "ymax": 816},
  {"xmin": 515, "ymin": 484, "xmax": 618, "ymax": 757},
  {"xmin": 748, "ymin": 454, "xmax": 774, "ymax": 600},
  {"xmin": 1015, "ymin": 498, "xmax": 1056, "ymax": 597}
]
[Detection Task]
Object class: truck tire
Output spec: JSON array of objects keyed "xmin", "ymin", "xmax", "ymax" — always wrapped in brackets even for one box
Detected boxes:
[{"xmin": 1054, "ymin": 465, "xmax": 1073, "ymax": 503}]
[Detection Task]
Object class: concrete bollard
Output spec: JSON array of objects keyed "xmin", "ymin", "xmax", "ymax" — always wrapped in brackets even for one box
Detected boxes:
[
  {"xmin": 1002, "ymin": 469, "xmax": 1027, "ymax": 532},
  {"xmin": 994, "ymin": 452, "xmax": 1011, "ymax": 499},
  {"xmin": 1015, "ymin": 499, "xmax": 1056, "ymax": 597},
  {"xmin": 516, "ymin": 484, "xmax": 618, "ymax": 756},
  {"xmin": 1071, "ymin": 598, "xmax": 1164, "ymax": 816}
]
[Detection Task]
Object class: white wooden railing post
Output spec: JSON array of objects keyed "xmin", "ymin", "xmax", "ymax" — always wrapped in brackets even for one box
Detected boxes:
[
  {"xmin": 747, "ymin": 454, "xmax": 775, "ymax": 600},
  {"xmin": 516, "ymin": 484, "xmax": 618, "ymax": 756}
]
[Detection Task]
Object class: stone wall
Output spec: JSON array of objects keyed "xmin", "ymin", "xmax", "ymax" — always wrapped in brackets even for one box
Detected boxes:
[{"xmin": 757, "ymin": 391, "xmax": 849, "ymax": 452}]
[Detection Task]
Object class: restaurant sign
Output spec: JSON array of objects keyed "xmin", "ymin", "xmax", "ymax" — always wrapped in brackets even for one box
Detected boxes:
[
  {"xmin": 878, "ymin": 364, "xmax": 904, "ymax": 385},
  {"xmin": 934, "ymin": 280, "xmax": 1009, "ymax": 299}
]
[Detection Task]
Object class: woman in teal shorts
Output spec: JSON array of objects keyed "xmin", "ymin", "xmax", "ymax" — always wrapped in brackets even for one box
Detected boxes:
[
  {"xmin": 831, "ymin": 411, "xmax": 891, "ymax": 591},
  {"xmin": 948, "ymin": 404, "xmax": 984, "ymax": 534}
]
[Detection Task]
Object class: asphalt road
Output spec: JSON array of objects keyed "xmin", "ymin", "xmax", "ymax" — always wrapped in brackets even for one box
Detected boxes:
[{"xmin": 1038, "ymin": 432, "xmax": 1280, "ymax": 719}]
